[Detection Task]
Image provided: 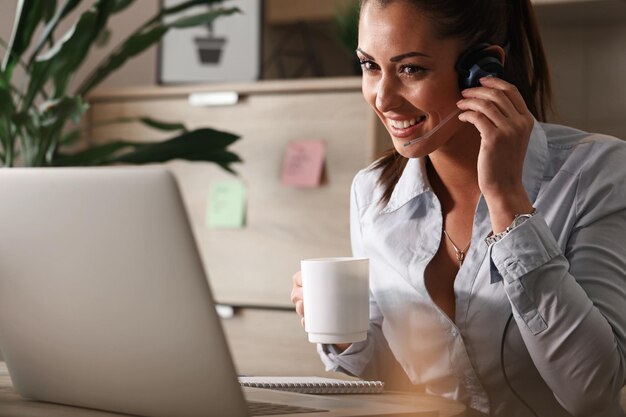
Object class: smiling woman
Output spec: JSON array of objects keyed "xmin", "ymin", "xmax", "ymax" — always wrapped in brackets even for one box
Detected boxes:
[{"xmin": 290, "ymin": 1, "xmax": 626, "ymax": 416}]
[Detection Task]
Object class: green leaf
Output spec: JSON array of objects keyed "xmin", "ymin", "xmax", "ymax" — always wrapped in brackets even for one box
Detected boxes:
[
  {"xmin": 92, "ymin": 115, "xmax": 186, "ymax": 132},
  {"xmin": 24, "ymin": 2, "xmax": 115, "ymax": 109},
  {"xmin": 33, "ymin": 96, "xmax": 89, "ymax": 165},
  {"xmin": 76, "ymin": 25, "xmax": 167, "ymax": 95},
  {"xmin": 28, "ymin": 0, "xmax": 82, "ymax": 66},
  {"xmin": 95, "ymin": 28, "xmax": 112, "ymax": 47},
  {"xmin": 0, "ymin": 72, "xmax": 14, "ymax": 115},
  {"xmin": 112, "ymin": 0, "xmax": 136, "ymax": 13},
  {"xmin": 77, "ymin": 7, "xmax": 240, "ymax": 95},
  {"xmin": 39, "ymin": 96, "xmax": 89, "ymax": 126},
  {"xmin": 53, "ymin": 140, "xmax": 139, "ymax": 166},
  {"xmin": 42, "ymin": 0, "xmax": 57, "ymax": 23},
  {"xmin": 145, "ymin": 0, "xmax": 230, "ymax": 26},
  {"xmin": 10, "ymin": 109, "xmax": 39, "ymax": 166},
  {"xmin": 138, "ymin": 117, "xmax": 187, "ymax": 132},
  {"xmin": 2, "ymin": 0, "xmax": 48, "ymax": 79},
  {"xmin": 0, "ymin": 71, "xmax": 16, "ymax": 165},
  {"xmin": 169, "ymin": 8, "xmax": 241, "ymax": 29},
  {"xmin": 54, "ymin": 127, "xmax": 241, "ymax": 172},
  {"xmin": 110, "ymin": 128, "xmax": 240, "ymax": 164}
]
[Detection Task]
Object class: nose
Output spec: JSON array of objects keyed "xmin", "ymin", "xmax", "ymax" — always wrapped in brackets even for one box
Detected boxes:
[{"xmin": 375, "ymin": 75, "xmax": 403, "ymax": 113}]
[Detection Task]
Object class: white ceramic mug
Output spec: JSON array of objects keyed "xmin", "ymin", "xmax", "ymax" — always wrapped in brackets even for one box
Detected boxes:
[{"xmin": 301, "ymin": 257, "xmax": 369, "ymax": 344}]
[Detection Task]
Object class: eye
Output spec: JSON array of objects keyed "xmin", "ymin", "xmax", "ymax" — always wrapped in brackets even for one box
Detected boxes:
[
  {"xmin": 358, "ymin": 59, "xmax": 379, "ymax": 73},
  {"xmin": 400, "ymin": 64, "xmax": 427, "ymax": 76}
]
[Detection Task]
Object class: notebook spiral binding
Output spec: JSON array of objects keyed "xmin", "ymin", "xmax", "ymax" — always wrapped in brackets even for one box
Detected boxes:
[{"xmin": 241, "ymin": 380, "xmax": 384, "ymax": 395}]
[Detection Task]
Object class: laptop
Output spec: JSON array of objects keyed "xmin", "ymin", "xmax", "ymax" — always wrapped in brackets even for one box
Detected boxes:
[{"xmin": 0, "ymin": 167, "xmax": 450, "ymax": 417}]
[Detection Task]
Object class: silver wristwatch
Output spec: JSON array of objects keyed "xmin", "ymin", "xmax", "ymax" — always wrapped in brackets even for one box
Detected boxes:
[{"xmin": 484, "ymin": 208, "xmax": 537, "ymax": 246}]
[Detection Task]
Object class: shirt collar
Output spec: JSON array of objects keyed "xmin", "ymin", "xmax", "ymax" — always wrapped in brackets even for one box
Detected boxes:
[
  {"xmin": 380, "ymin": 156, "xmax": 431, "ymax": 214},
  {"xmin": 379, "ymin": 119, "xmax": 549, "ymax": 214}
]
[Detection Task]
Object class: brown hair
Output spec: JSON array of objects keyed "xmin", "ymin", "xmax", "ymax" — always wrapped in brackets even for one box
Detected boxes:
[{"xmin": 363, "ymin": 0, "xmax": 553, "ymax": 205}]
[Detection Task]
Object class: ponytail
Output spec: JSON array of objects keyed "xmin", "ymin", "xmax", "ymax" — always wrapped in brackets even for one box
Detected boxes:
[
  {"xmin": 361, "ymin": 0, "xmax": 553, "ymax": 205},
  {"xmin": 506, "ymin": 0, "xmax": 552, "ymax": 121}
]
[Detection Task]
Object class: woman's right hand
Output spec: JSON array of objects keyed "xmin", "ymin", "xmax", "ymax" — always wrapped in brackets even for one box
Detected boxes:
[
  {"xmin": 290, "ymin": 270, "xmax": 351, "ymax": 353},
  {"xmin": 290, "ymin": 271, "xmax": 305, "ymax": 326}
]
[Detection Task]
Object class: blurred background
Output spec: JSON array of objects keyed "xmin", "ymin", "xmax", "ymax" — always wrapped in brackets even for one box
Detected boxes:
[{"xmin": 1, "ymin": 0, "xmax": 625, "ymax": 138}]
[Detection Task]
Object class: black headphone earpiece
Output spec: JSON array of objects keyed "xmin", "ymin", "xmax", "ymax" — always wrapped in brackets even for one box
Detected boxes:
[{"xmin": 455, "ymin": 43, "xmax": 504, "ymax": 90}]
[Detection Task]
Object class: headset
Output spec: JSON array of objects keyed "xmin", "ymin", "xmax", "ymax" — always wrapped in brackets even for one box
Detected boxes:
[
  {"xmin": 403, "ymin": 43, "xmax": 505, "ymax": 147},
  {"xmin": 455, "ymin": 42, "xmax": 505, "ymax": 90}
]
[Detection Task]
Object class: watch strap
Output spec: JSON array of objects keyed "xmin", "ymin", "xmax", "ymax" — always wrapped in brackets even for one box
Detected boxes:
[{"xmin": 485, "ymin": 208, "xmax": 537, "ymax": 246}]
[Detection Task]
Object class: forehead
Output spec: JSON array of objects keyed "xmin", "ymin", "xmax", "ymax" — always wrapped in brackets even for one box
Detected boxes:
[{"xmin": 357, "ymin": 2, "xmax": 458, "ymax": 58}]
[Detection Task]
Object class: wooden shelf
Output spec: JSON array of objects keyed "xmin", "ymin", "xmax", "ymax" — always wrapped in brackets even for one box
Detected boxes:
[{"xmin": 89, "ymin": 76, "xmax": 363, "ymax": 102}]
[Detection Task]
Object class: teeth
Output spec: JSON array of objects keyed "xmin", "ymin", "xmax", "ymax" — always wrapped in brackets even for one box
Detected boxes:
[{"xmin": 389, "ymin": 116, "xmax": 424, "ymax": 129}]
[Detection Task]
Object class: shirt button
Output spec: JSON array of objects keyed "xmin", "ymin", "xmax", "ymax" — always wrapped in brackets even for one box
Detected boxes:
[{"xmin": 451, "ymin": 328, "xmax": 459, "ymax": 337}]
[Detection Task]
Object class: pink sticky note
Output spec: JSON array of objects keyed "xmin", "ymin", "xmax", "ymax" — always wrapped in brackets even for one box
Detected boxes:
[{"xmin": 281, "ymin": 140, "xmax": 326, "ymax": 187}]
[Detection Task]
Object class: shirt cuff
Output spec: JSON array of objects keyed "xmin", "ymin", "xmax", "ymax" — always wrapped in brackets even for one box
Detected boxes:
[
  {"xmin": 489, "ymin": 213, "xmax": 561, "ymax": 284},
  {"xmin": 316, "ymin": 339, "xmax": 373, "ymax": 377},
  {"xmin": 488, "ymin": 214, "xmax": 561, "ymax": 335}
]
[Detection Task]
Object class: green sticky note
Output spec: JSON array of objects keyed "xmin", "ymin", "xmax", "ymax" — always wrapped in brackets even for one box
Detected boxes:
[{"xmin": 206, "ymin": 180, "xmax": 246, "ymax": 229}]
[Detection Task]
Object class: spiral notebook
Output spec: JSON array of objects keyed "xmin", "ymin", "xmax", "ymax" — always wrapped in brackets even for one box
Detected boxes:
[{"xmin": 238, "ymin": 376, "xmax": 384, "ymax": 395}]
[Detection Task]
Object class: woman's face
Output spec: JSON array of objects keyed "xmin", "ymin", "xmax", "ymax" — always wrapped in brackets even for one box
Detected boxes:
[{"xmin": 358, "ymin": 2, "xmax": 471, "ymax": 158}]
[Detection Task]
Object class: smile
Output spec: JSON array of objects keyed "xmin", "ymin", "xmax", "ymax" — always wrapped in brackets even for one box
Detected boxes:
[
  {"xmin": 386, "ymin": 116, "xmax": 427, "ymax": 138},
  {"xmin": 388, "ymin": 116, "xmax": 426, "ymax": 129}
]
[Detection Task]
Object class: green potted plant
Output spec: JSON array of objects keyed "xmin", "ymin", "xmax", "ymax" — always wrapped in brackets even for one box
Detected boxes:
[{"xmin": 0, "ymin": 0, "xmax": 241, "ymax": 172}]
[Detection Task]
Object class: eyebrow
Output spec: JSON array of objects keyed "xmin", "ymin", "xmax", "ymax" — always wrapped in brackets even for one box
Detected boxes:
[{"xmin": 356, "ymin": 48, "xmax": 431, "ymax": 62}]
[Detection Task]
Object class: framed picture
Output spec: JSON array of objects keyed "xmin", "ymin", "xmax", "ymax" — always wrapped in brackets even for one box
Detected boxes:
[{"xmin": 158, "ymin": 0, "xmax": 262, "ymax": 84}]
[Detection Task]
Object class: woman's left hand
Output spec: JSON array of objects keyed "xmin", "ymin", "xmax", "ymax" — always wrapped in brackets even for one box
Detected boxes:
[{"xmin": 457, "ymin": 76, "xmax": 535, "ymax": 232}]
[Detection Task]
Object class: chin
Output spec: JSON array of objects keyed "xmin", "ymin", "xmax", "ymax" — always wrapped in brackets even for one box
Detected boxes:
[{"xmin": 392, "ymin": 142, "xmax": 421, "ymax": 159}]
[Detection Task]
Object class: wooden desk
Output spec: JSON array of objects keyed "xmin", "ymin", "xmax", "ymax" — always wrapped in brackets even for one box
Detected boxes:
[{"xmin": 0, "ymin": 362, "xmax": 465, "ymax": 417}]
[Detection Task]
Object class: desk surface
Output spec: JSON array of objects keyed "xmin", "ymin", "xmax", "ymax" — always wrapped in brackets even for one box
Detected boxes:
[{"xmin": 0, "ymin": 362, "xmax": 466, "ymax": 417}]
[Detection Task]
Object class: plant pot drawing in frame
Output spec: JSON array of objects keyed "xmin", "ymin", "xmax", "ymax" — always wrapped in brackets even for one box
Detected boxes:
[
  {"xmin": 194, "ymin": 21, "xmax": 227, "ymax": 65},
  {"xmin": 159, "ymin": 0, "xmax": 261, "ymax": 83}
]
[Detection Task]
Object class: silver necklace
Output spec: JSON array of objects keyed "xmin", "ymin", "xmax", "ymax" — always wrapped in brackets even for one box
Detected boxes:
[{"xmin": 443, "ymin": 230, "xmax": 471, "ymax": 267}]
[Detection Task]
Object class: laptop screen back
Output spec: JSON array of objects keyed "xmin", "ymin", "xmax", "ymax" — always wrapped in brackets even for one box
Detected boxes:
[{"xmin": 0, "ymin": 167, "xmax": 248, "ymax": 417}]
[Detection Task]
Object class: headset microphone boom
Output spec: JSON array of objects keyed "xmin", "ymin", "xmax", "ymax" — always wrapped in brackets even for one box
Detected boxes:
[{"xmin": 402, "ymin": 108, "xmax": 462, "ymax": 147}]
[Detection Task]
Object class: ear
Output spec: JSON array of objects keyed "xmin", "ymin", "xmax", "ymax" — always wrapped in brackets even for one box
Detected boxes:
[{"xmin": 484, "ymin": 45, "xmax": 506, "ymax": 67}]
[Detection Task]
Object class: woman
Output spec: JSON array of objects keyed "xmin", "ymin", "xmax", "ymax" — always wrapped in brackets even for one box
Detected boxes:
[{"xmin": 291, "ymin": 1, "xmax": 626, "ymax": 416}]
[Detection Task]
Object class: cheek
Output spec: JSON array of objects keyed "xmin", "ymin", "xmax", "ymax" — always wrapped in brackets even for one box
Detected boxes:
[{"xmin": 408, "ymin": 80, "xmax": 458, "ymax": 112}]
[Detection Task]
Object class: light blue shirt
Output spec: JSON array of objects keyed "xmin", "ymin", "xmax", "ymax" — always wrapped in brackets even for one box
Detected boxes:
[{"xmin": 318, "ymin": 122, "xmax": 626, "ymax": 416}]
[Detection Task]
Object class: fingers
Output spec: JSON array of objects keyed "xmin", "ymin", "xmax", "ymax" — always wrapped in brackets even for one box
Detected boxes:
[
  {"xmin": 457, "ymin": 77, "xmax": 533, "ymax": 137},
  {"xmin": 292, "ymin": 270, "xmax": 302, "ymax": 287},
  {"xmin": 459, "ymin": 92, "xmax": 516, "ymax": 125},
  {"xmin": 290, "ymin": 271, "xmax": 302, "ymax": 306},
  {"xmin": 471, "ymin": 76, "xmax": 529, "ymax": 115},
  {"xmin": 295, "ymin": 300, "xmax": 304, "ymax": 317},
  {"xmin": 291, "ymin": 271, "xmax": 305, "ymax": 323},
  {"xmin": 458, "ymin": 110, "xmax": 500, "ymax": 139}
]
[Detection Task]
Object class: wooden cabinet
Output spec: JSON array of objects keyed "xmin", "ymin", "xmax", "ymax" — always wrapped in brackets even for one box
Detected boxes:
[{"xmin": 88, "ymin": 77, "xmax": 385, "ymax": 375}]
